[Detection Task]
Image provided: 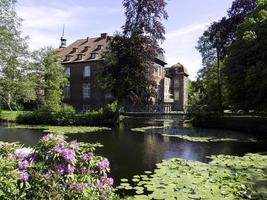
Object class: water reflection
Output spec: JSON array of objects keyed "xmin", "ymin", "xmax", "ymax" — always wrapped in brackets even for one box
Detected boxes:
[{"xmin": 0, "ymin": 116, "xmax": 267, "ymax": 185}]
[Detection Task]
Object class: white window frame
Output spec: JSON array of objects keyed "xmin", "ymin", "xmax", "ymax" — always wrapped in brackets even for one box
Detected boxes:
[
  {"xmin": 77, "ymin": 54, "xmax": 83, "ymax": 60},
  {"xmin": 83, "ymin": 83, "xmax": 91, "ymax": 98},
  {"xmin": 83, "ymin": 66, "xmax": 91, "ymax": 77},
  {"xmin": 90, "ymin": 53, "xmax": 96, "ymax": 59},
  {"xmin": 66, "ymin": 55, "xmax": 71, "ymax": 61},
  {"xmin": 65, "ymin": 66, "xmax": 70, "ymax": 77}
]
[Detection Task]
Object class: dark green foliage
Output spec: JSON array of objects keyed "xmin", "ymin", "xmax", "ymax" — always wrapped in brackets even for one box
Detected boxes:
[
  {"xmin": 225, "ymin": 1, "xmax": 267, "ymax": 112},
  {"xmin": 101, "ymin": 0, "xmax": 168, "ymax": 108},
  {"xmin": 102, "ymin": 33, "xmax": 158, "ymax": 106},
  {"xmin": 29, "ymin": 47, "xmax": 68, "ymax": 111},
  {"xmin": 16, "ymin": 103, "xmax": 116, "ymax": 126},
  {"xmin": 192, "ymin": 115, "xmax": 267, "ymax": 134},
  {"xmin": 187, "ymin": 62, "xmax": 230, "ymax": 116},
  {"xmin": 194, "ymin": 0, "xmax": 259, "ymax": 115}
]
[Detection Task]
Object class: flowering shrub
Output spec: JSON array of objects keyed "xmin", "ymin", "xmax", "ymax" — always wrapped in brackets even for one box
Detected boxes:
[{"xmin": 0, "ymin": 135, "xmax": 118, "ymax": 200}]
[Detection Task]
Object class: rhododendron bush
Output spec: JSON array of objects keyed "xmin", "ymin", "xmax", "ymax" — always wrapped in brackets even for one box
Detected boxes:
[{"xmin": 0, "ymin": 134, "xmax": 117, "ymax": 200}]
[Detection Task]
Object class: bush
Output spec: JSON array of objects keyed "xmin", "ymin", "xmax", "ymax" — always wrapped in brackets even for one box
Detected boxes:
[
  {"xmin": 192, "ymin": 115, "xmax": 267, "ymax": 135},
  {"xmin": 0, "ymin": 135, "xmax": 117, "ymax": 199},
  {"xmin": 16, "ymin": 103, "xmax": 116, "ymax": 126}
]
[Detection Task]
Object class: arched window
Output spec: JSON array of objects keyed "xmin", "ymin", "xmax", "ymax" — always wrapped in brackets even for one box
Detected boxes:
[{"xmin": 84, "ymin": 66, "xmax": 91, "ymax": 77}]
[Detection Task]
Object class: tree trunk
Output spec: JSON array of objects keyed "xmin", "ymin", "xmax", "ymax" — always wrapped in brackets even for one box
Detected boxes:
[
  {"xmin": 0, "ymin": 94, "xmax": 13, "ymax": 111},
  {"xmin": 217, "ymin": 49, "xmax": 223, "ymax": 115}
]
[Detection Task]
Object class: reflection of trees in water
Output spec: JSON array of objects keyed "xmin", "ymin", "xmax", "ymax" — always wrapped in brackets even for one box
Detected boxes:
[{"xmin": 142, "ymin": 134, "xmax": 166, "ymax": 169}]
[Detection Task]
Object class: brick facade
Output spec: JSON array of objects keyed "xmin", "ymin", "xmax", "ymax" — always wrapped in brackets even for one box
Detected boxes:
[{"xmin": 57, "ymin": 34, "xmax": 189, "ymax": 112}]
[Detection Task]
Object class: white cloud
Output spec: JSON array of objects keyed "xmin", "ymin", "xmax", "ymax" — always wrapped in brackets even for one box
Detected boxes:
[
  {"xmin": 164, "ymin": 23, "xmax": 208, "ymax": 80},
  {"xmin": 17, "ymin": 2, "xmax": 123, "ymax": 51},
  {"xmin": 17, "ymin": 1, "xmax": 208, "ymax": 80}
]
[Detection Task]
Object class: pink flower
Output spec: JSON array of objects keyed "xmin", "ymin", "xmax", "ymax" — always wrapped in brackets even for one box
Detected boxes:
[
  {"xmin": 70, "ymin": 140, "xmax": 80, "ymax": 149},
  {"xmin": 18, "ymin": 160, "xmax": 29, "ymax": 170},
  {"xmin": 57, "ymin": 164, "xmax": 65, "ymax": 176},
  {"xmin": 18, "ymin": 171, "xmax": 29, "ymax": 182},
  {"xmin": 97, "ymin": 159, "xmax": 109, "ymax": 170},
  {"xmin": 62, "ymin": 148, "xmax": 76, "ymax": 164},
  {"xmin": 65, "ymin": 164, "xmax": 74, "ymax": 174},
  {"xmin": 41, "ymin": 134, "xmax": 54, "ymax": 141},
  {"xmin": 80, "ymin": 167, "xmax": 88, "ymax": 174}
]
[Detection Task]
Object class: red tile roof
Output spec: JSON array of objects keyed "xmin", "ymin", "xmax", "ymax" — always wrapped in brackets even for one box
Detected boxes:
[{"xmin": 56, "ymin": 34, "xmax": 111, "ymax": 63}]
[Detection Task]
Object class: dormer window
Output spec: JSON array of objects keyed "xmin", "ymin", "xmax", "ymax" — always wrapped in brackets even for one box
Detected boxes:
[
  {"xmin": 90, "ymin": 53, "xmax": 96, "ymax": 59},
  {"xmin": 66, "ymin": 55, "xmax": 72, "ymax": 61},
  {"xmin": 84, "ymin": 46, "xmax": 90, "ymax": 51},
  {"xmin": 77, "ymin": 54, "xmax": 83, "ymax": 60},
  {"xmin": 73, "ymin": 47, "xmax": 78, "ymax": 53},
  {"xmin": 96, "ymin": 45, "xmax": 102, "ymax": 51}
]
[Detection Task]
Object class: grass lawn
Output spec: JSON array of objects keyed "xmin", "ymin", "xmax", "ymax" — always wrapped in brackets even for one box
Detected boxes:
[{"xmin": 0, "ymin": 111, "xmax": 28, "ymax": 122}]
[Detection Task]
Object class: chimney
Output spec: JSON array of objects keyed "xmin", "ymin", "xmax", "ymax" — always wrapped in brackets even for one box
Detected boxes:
[
  {"xmin": 86, "ymin": 37, "xmax": 90, "ymax": 42},
  {"xmin": 101, "ymin": 33, "xmax": 107, "ymax": 38}
]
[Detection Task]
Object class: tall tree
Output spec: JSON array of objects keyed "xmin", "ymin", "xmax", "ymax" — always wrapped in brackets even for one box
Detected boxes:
[
  {"xmin": 196, "ymin": 0, "xmax": 258, "ymax": 114},
  {"xmin": 225, "ymin": 0, "xmax": 267, "ymax": 112},
  {"xmin": 102, "ymin": 0, "xmax": 168, "ymax": 112},
  {"xmin": 29, "ymin": 47, "xmax": 68, "ymax": 111},
  {"xmin": 0, "ymin": 0, "xmax": 34, "ymax": 110}
]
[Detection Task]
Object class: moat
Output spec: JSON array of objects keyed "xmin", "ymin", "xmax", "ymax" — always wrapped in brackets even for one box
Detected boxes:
[{"xmin": 1, "ymin": 116, "xmax": 267, "ymax": 186}]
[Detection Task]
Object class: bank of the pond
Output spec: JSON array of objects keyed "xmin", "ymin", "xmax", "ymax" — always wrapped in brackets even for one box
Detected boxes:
[
  {"xmin": 117, "ymin": 153, "xmax": 267, "ymax": 199},
  {"xmin": 0, "ymin": 111, "xmax": 24, "ymax": 122},
  {"xmin": 7, "ymin": 125, "xmax": 111, "ymax": 134},
  {"xmin": 192, "ymin": 115, "xmax": 267, "ymax": 136},
  {"xmin": 1, "ymin": 109, "xmax": 116, "ymax": 127}
]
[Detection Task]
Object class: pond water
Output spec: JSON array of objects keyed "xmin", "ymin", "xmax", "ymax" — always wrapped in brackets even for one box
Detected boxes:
[{"xmin": 1, "ymin": 116, "xmax": 267, "ymax": 186}]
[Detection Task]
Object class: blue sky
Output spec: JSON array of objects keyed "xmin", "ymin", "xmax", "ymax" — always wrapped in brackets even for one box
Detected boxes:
[{"xmin": 17, "ymin": 0, "xmax": 234, "ymax": 79}]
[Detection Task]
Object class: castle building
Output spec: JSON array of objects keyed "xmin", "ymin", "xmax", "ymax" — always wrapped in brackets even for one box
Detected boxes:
[{"xmin": 56, "ymin": 33, "xmax": 189, "ymax": 112}]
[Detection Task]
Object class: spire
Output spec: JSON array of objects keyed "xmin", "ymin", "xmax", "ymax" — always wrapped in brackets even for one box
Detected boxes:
[
  {"xmin": 62, "ymin": 24, "xmax": 65, "ymax": 37},
  {"xmin": 59, "ymin": 24, "xmax": 67, "ymax": 48}
]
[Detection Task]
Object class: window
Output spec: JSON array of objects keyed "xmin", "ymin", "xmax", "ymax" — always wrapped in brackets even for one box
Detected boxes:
[
  {"xmin": 83, "ymin": 83, "xmax": 91, "ymax": 98},
  {"xmin": 174, "ymin": 91, "xmax": 179, "ymax": 101},
  {"xmin": 65, "ymin": 66, "xmax": 70, "ymax": 77},
  {"xmin": 66, "ymin": 55, "xmax": 72, "ymax": 61},
  {"xmin": 158, "ymin": 66, "xmax": 161, "ymax": 77},
  {"xmin": 90, "ymin": 53, "xmax": 96, "ymax": 59},
  {"xmin": 77, "ymin": 54, "xmax": 83, "ymax": 60},
  {"xmin": 96, "ymin": 45, "xmax": 102, "ymax": 51},
  {"xmin": 84, "ymin": 46, "xmax": 90, "ymax": 51},
  {"xmin": 84, "ymin": 66, "xmax": 91, "ymax": 77},
  {"xmin": 64, "ymin": 85, "xmax": 70, "ymax": 98},
  {"xmin": 174, "ymin": 78, "xmax": 179, "ymax": 87}
]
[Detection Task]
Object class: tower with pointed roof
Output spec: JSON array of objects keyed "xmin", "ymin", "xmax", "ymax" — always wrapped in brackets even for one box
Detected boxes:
[{"xmin": 59, "ymin": 25, "xmax": 67, "ymax": 48}]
